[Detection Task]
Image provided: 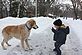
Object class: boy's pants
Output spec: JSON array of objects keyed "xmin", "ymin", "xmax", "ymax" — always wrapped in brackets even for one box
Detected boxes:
[{"xmin": 54, "ymin": 42, "xmax": 63, "ymax": 55}]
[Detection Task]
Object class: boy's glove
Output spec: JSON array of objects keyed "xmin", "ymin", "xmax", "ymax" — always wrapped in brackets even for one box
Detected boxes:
[
  {"xmin": 51, "ymin": 27, "xmax": 57, "ymax": 34},
  {"xmin": 53, "ymin": 37, "xmax": 55, "ymax": 41},
  {"xmin": 51, "ymin": 27, "xmax": 54, "ymax": 30}
]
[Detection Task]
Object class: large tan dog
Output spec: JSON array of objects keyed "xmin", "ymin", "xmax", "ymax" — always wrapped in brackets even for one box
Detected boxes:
[{"xmin": 1, "ymin": 19, "xmax": 38, "ymax": 51}]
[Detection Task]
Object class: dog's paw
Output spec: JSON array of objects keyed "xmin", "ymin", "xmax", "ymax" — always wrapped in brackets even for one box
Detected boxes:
[{"xmin": 25, "ymin": 48, "xmax": 33, "ymax": 51}]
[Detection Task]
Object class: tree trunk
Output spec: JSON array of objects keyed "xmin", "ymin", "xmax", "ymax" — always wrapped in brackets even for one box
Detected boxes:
[
  {"xmin": 0, "ymin": 0, "xmax": 3, "ymax": 18},
  {"xmin": 17, "ymin": 4, "xmax": 21, "ymax": 17},
  {"xmin": 71, "ymin": 0, "xmax": 78, "ymax": 20},
  {"xmin": 73, "ymin": 5, "xmax": 78, "ymax": 20},
  {"xmin": 9, "ymin": 0, "xmax": 12, "ymax": 16}
]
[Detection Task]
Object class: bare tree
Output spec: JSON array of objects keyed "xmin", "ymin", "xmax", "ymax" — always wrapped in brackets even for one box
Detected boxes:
[
  {"xmin": 37, "ymin": 0, "xmax": 55, "ymax": 16},
  {"xmin": 76, "ymin": 0, "xmax": 82, "ymax": 20},
  {"xmin": 0, "ymin": 0, "xmax": 3, "ymax": 18},
  {"xmin": 70, "ymin": 0, "xmax": 82, "ymax": 20},
  {"xmin": 70, "ymin": 0, "xmax": 78, "ymax": 20}
]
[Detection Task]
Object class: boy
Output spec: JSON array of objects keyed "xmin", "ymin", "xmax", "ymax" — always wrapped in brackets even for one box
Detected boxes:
[{"xmin": 51, "ymin": 19, "xmax": 70, "ymax": 55}]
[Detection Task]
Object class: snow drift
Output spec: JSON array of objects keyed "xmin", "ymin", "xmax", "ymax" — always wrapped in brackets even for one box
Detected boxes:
[{"xmin": 0, "ymin": 17, "xmax": 82, "ymax": 55}]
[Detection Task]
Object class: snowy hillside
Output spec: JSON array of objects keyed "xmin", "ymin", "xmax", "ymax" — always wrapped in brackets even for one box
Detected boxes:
[{"xmin": 0, "ymin": 17, "xmax": 82, "ymax": 55}]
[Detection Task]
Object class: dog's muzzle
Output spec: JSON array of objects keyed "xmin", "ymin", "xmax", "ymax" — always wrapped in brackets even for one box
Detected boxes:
[{"xmin": 33, "ymin": 25, "xmax": 39, "ymax": 29}]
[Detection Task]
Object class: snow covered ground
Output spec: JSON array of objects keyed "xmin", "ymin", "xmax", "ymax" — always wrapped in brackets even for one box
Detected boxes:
[{"xmin": 0, "ymin": 17, "xmax": 82, "ymax": 55}]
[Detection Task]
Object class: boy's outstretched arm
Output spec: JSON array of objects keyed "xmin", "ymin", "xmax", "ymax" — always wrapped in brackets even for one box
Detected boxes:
[
  {"xmin": 65, "ymin": 26, "xmax": 70, "ymax": 34},
  {"xmin": 51, "ymin": 27, "xmax": 57, "ymax": 33}
]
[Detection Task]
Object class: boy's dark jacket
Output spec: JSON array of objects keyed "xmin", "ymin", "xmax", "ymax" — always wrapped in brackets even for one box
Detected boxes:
[{"xmin": 52, "ymin": 26, "xmax": 69, "ymax": 44}]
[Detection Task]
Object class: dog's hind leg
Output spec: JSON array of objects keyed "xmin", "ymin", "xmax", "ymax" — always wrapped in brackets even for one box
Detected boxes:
[
  {"xmin": 5, "ymin": 36, "xmax": 12, "ymax": 46},
  {"xmin": 6, "ymin": 42, "xmax": 11, "ymax": 46},
  {"xmin": 1, "ymin": 39, "xmax": 7, "ymax": 50},
  {"xmin": 1, "ymin": 36, "xmax": 12, "ymax": 50}
]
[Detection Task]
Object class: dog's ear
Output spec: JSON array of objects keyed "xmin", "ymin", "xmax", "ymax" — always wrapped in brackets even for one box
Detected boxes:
[
  {"xmin": 27, "ymin": 22, "xmax": 32, "ymax": 29},
  {"xmin": 29, "ymin": 19, "xmax": 35, "ymax": 26}
]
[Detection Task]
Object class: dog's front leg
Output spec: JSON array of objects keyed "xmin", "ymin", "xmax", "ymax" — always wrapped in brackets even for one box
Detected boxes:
[
  {"xmin": 25, "ymin": 39, "xmax": 32, "ymax": 50},
  {"xmin": 21, "ymin": 38, "xmax": 25, "ymax": 50}
]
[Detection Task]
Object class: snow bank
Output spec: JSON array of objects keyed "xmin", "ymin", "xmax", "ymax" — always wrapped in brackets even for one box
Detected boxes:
[
  {"xmin": 0, "ymin": 17, "xmax": 82, "ymax": 55},
  {"xmin": 0, "ymin": 17, "xmax": 55, "ymax": 55}
]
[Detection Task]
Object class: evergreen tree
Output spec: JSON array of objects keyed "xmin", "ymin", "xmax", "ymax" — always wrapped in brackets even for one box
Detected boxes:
[
  {"xmin": 10, "ymin": 1, "xmax": 20, "ymax": 17},
  {"xmin": 19, "ymin": 3, "xmax": 26, "ymax": 18},
  {"xmin": 10, "ymin": 1, "xmax": 26, "ymax": 18}
]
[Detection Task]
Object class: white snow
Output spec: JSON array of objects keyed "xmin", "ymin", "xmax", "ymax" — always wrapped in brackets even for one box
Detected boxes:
[{"xmin": 0, "ymin": 17, "xmax": 82, "ymax": 55}]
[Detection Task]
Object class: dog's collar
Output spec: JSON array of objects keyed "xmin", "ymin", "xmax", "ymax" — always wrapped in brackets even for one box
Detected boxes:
[{"xmin": 25, "ymin": 24, "xmax": 31, "ymax": 30}]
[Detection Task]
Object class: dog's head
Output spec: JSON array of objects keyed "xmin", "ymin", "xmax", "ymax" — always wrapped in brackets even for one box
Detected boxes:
[{"xmin": 26, "ymin": 19, "xmax": 38, "ymax": 30}]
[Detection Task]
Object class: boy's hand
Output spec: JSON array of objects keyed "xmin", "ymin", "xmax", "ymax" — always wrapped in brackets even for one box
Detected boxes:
[
  {"xmin": 66, "ymin": 26, "xmax": 69, "ymax": 28},
  {"xmin": 51, "ymin": 27, "xmax": 56, "ymax": 33},
  {"xmin": 51, "ymin": 27, "xmax": 55, "ymax": 30}
]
